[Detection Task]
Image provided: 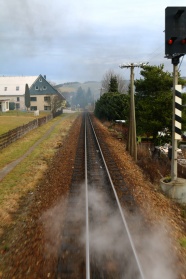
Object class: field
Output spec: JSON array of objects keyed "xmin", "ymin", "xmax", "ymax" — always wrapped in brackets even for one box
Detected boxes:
[
  {"xmin": 0, "ymin": 112, "xmax": 79, "ymax": 206},
  {"xmin": 0, "ymin": 111, "xmax": 50, "ymax": 135}
]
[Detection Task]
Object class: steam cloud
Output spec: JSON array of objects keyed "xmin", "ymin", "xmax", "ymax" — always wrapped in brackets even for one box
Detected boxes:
[
  {"xmin": 41, "ymin": 184, "xmax": 179, "ymax": 278},
  {"xmin": 40, "ymin": 197, "xmax": 67, "ymax": 258}
]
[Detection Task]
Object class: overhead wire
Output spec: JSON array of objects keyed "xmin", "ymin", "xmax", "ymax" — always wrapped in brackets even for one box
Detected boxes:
[
  {"xmin": 178, "ymin": 55, "xmax": 185, "ymax": 71},
  {"xmin": 141, "ymin": 43, "xmax": 164, "ymax": 65},
  {"xmin": 130, "ymin": 43, "xmax": 164, "ymax": 79},
  {"xmin": 119, "ymin": 42, "xmax": 185, "ymax": 81},
  {"xmin": 144, "ymin": 44, "xmax": 164, "ymax": 63},
  {"xmin": 135, "ymin": 43, "xmax": 186, "ymax": 79}
]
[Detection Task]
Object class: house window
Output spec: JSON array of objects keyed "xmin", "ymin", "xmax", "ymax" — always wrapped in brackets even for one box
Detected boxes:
[
  {"xmin": 35, "ymin": 86, "xmax": 39, "ymax": 90},
  {"xmin": 17, "ymin": 97, "xmax": 20, "ymax": 101},
  {"xmin": 31, "ymin": 97, "xmax": 37, "ymax": 101},
  {"xmin": 16, "ymin": 103, "xmax": 20, "ymax": 109},
  {"xmin": 4, "ymin": 87, "xmax": 7, "ymax": 91},
  {"xmin": 44, "ymin": 96, "xmax": 50, "ymax": 102},
  {"xmin": 31, "ymin": 106, "xmax": 37, "ymax": 111},
  {"xmin": 39, "ymin": 78, "xmax": 42, "ymax": 82},
  {"xmin": 16, "ymin": 86, "xmax": 19, "ymax": 91},
  {"xmin": 44, "ymin": 106, "xmax": 51, "ymax": 111}
]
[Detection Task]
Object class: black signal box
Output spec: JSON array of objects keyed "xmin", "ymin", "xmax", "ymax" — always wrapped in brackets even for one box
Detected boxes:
[{"xmin": 165, "ymin": 7, "xmax": 186, "ymax": 58}]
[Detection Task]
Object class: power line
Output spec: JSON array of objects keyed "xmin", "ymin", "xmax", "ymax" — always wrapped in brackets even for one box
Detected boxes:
[{"xmin": 178, "ymin": 55, "xmax": 185, "ymax": 70}]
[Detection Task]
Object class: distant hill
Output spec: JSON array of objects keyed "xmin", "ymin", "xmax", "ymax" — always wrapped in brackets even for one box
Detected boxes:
[
  {"xmin": 55, "ymin": 81, "xmax": 102, "ymax": 100},
  {"xmin": 55, "ymin": 80, "xmax": 130, "ymax": 102}
]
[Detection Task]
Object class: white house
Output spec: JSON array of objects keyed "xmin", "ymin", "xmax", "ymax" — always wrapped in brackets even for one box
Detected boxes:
[
  {"xmin": 0, "ymin": 75, "xmax": 65, "ymax": 112},
  {"xmin": 0, "ymin": 98, "xmax": 9, "ymax": 112}
]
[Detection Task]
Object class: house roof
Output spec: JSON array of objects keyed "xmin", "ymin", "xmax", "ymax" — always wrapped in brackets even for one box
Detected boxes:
[
  {"xmin": 0, "ymin": 76, "xmax": 38, "ymax": 96},
  {"xmin": 0, "ymin": 75, "xmax": 66, "ymax": 101}
]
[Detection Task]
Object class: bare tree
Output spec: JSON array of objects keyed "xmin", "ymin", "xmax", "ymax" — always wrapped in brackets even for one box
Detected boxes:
[
  {"xmin": 51, "ymin": 95, "xmax": 61, "ymax": 113},
  {"xmin": 101, "ymin": 69, "xmax": 127, "ymax": 94},
  {"xmin": 48, "ymin": 80, "xmax": 57, "ymax": 87},
  {"xmin": 45, "ymin": 94, "xmax": 64, "ymax": 115}
]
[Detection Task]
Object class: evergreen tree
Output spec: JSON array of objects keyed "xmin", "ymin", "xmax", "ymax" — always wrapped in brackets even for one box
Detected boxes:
[
  {"xmin": 135, "ymin": 64, "xmax": 186, "ymax": 139},
  {"xmin": 102, "ymin": 70, "xmax": 126, "ymax": 94},
  {"xmin": 85, "ymin": 87, "xmax": 94, "ymax": 105},
  {"xmin": 108, "ymin": 75, "xmax": 118, "ymax": 93},
  {"xmin": 25, "ymin": 84, "xmax": 30, "ymax": 110},
  {"xmin": 94, "ymin": 92, "xmax": 129, "ymax": 121},
  {"xmin": 76, "ymin": 86, "xmax": 85, "ymax": 108}
]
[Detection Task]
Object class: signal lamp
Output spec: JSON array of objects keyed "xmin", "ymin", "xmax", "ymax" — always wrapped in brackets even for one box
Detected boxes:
[
  {"xmin": 167, "ymin": 37, "xmax": 177, "ymax": 45},
  {"xmin": 181, "ymin": 38, "xmax": 186, "ymax": 44},
  {"xmin": 168, "ymin": 39, "xmax": 173, "ymax": 45}
]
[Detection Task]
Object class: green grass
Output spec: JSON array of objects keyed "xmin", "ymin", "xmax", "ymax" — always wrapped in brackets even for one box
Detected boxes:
[
  {"xmin": 0, "ymin": 116, "xmax": 36, "ymax": 134},
  {"xmin": 0, "ymin": 110, "xmax": 50, "ymax": 135},
  {"xmin": 0, "ymin": 113, "xmax": 79, "ymax": 206},
  {"xmin": 0, "ymin": 113, "xmax": 76, "ymax": 168},
  {"xmin": 137, "ymin": 136, "xmax": 142, "ymax": 143}
]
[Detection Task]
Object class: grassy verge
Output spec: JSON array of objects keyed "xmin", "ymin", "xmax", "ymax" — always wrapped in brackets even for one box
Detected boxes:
[
  {"xmin": 0, "ymin": 110, "xmax": 50, "ymax": 134},
  {"xmin": 0, "ymin": 113, "xmax": 79, "ymax": 231},
  {"xmin": 0, "ymin": 113, "xmax": 74, "ymax": 168}
]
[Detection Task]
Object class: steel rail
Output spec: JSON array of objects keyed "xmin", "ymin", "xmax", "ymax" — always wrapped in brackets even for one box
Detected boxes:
[
  {"xmin": 85, "ymin": 115, "xmax": 90, "ymax": 279},
  {"xmin": 88, "ymin": 113, "xmax": 146, "ymax": 279}
]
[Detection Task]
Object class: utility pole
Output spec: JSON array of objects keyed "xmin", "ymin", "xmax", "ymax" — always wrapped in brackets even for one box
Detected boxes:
[{"xmin": 119, "ymin": 62, "xmax": 148, "ymax": 162}]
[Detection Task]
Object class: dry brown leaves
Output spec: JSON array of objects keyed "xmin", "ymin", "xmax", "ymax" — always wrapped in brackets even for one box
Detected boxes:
[{"xmin": 93, "ymin": 116, "xmax": 186, "ymax": 277}]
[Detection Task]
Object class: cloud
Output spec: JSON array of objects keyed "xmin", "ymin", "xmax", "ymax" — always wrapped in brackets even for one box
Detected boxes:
[{"xmin": 1, "ymin": 0, "xmax": 186, "ymax": 82}]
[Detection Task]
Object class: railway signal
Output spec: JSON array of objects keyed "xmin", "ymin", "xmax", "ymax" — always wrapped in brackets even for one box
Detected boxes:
[
  {"xmin": 165, "ymin": 7, "xmax": 185, "ymax": 181},
  {"xmin": 165, "ymin": 7, "xmax": 186, "ymax": 58}
]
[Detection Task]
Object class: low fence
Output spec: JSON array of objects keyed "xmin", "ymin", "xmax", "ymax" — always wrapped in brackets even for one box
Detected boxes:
[{"xmin": 0, "ymin": 112, "xmax": 57, "ymax": 151}]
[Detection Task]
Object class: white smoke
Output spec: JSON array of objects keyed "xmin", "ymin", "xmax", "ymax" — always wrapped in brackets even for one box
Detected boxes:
[
  {"xmin": 40, "ymin": 197, "xmax": 67, "ymax": 258},
  {"xmin": 82, "ymin": 187, "xmax": 179, "ymax": 279},
  {"xmin": 41, "ymin": 184, "xmax": 179, "ymax": 278}
]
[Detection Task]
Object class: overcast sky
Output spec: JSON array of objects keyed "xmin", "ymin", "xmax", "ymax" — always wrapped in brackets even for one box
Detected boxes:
[{"xmin": 1, "ymin": 0, "xmax": 186, "ymax": 84}]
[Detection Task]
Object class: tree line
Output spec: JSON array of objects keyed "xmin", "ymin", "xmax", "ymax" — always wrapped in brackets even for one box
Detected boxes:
[
  {"xmin": 94, "ymin": 64, "xmax": 186, "ymax": 143},
  {"xmin": 71, "ymin": 87, "xmax": 94, "ymax": 108}
]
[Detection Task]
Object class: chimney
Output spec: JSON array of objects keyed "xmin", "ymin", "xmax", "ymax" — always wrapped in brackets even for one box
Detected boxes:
[{"xmin": 44, "ymin": 75, "xmax": 46, "ymax": 79}]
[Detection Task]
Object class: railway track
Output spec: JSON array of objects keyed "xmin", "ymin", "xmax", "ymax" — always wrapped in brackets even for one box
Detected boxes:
[{"xmin": 56, "ymin": 112, "xmax": 145, "ymax": 279}]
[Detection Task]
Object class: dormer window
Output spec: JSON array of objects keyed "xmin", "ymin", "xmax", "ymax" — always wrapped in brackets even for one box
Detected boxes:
[
  {"xmin": 43, "ymin": 86, "xmax": 47, "ymax": 90},
  {"xmin": 35, "ymin": 86, "xmax": 39, "ymax": 90},
  {"xmin": 39, "ymin": 78, "xmax": 42, "ymax": 82}
]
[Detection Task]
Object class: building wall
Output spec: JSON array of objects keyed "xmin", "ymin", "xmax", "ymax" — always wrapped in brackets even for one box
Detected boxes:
[
  {"xmin": 30, "ymin": 95, "xmax": 53, "ymax": 111},
  {"xmin": 0, "ymin": 101, "xmax": 9, "ymax": 112},
  {"xmin": 0, "ymin": 95, "xmax": 25, "ymax": 110}
]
